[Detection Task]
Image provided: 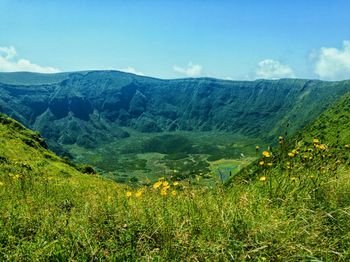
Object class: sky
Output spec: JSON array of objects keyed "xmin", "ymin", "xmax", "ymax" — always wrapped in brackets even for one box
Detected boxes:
[{"xmin": 1, "ymin": 0, "xmax": 350, "ymax": 80}]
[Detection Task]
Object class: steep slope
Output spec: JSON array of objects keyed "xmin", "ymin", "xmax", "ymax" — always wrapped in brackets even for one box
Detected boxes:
[
  {"xmin": 1, "ymin": 71, "xmax": 350, "ymax": 154},
  {"xmin": 232, "ymin": 90, "xmax": 350, "ymax": 186},
  {"xmin": 0, "ymin": 112, "xmax": 114, "ymax": 187},
  {"xmin": 296, "ymin": 91, "xmax": 350, "ymax": 146}
]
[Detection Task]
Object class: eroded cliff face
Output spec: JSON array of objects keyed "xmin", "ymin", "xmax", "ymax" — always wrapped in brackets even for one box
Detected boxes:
[{"xmin": 1, "ymin": 71, "xmax": 350, "ymax": 154}]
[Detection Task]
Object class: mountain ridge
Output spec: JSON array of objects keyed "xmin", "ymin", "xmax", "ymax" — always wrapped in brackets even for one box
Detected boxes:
[{"xmin": 1, "ymin": 71, "xmax": 350, "ymax": 161}]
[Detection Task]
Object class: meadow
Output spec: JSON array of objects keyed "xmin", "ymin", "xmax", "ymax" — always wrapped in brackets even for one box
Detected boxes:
[{"xmin": 1, "ymin": 124, "xmax": 350, "ymax": 260}]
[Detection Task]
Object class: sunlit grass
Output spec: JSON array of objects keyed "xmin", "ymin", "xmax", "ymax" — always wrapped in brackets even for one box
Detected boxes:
[
  {"xmin": 2, "ymin": 152, "xmax": 350, "ymax": 260},
  {"xmin": 2, "ymin": 113, "xmax": 350, "ymax": 260}
]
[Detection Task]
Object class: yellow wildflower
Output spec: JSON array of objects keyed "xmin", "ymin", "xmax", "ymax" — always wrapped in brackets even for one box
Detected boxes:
[
  {"xmin": 345, "ymin": 144, "xmax": 350, "ymax": 149},
  {"xmin": 162, "ymin": 181, "xmax": 169, "ymax": 187},
  {"xmin": 259, "ymin": 176, "xmax": 267, "ymax": 182},
  {"xmin": 267, "ymin": 162, "xmax": 273, "ymax": 167},
  {"xmin": 256, "ymin": 145, "xmax": 260, "ymax": 150},
  {"xmin": 313, "ymin": 138, "xmax": 319, "ymax": 144},
  {"xmin": 0, "ymin": 181, "xmax": 4, "ymax": 186},
  {"xmin": 135, "ymin": 189, "xmax": 143, "ymax": 198},
  {"xmin": 309, "ymin": 175, "xmax": 316, "ymax": 179},
  {"xmin": 288, "ymin": 152, "xmax": 295, "ymax": 157},
  {"xmin": 318, "ymin": 144, "xmax": 327, "ymax": 150},
  {"xmin": 12, "ymin": 174, "xmax": 20, "ymax": 180},
  {"xmin": 160, "ymin": 188, "xmax": 168, "ymax": 196},
  {"xmin": 278, "ymin": 136, "xmax": 283, "ymax": 140},
  {"xmin": 171, "ymin": 190, "xmax": 177, "ymax": 196},
  {"xmin": 126, "ymin": 191, "xmax": 132, "ymax": 197},
  {"xmin": 153, "ymin": 181, "xmax": 162, "ymax": 189},
  {"xmin": 286, "ymin": 162, "xmax": 292, "ymax": 169},
  {"xmin": 173, "ymin": 181, "xmax": 179, "ymax": 186},
  {"xmin": 262, "ymin": 151, "xmax": 271, "ymax": 158},
  {"xmin": 291, "ymin": 177, "xmax": 297, "ymax": 182},
  {"xmin": 259, "ymin": 161, "xmax": 265, "ymax": 166}
]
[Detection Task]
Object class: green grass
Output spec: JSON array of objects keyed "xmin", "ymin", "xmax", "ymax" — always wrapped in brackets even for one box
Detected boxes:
[
  {"xmin": 2, "ymin": 92, "xmax": 350, "ymax": 261},
  {"xmin": 2, "ymin": 151, "xmax": 350, "ymax": 260}
]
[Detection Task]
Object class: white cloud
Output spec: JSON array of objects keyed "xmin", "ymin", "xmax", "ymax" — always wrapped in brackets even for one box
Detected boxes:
[
  {"xmin": 118, "ymin": 66, "xmax": 145, "ymax": 76},
  {"xmin": 0, "ymin": 46, "xmax": 60, "ymax": 73},
  {"xmin": 255, "ymin": 59, "xmax": 295, "ymax": 79},
  {"xmin": 173, "ymin": 62, "xmax": 202, "ymax": 77},
  {"xmin": 0, "ymin": 46, "xmax": 16, "ymax": 59},
  {"xmin": 314, "ymin": 40, "xmax": 350, "ymax": 80}
]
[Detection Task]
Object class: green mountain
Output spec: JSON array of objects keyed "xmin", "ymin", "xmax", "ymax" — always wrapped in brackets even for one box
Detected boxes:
[
  {"xmin": 1, "ymin": 71, "xmax": 350, "ymax": 179},
  {"xmin": 1, "ymin": 71, "xmax": 349, "ymax": 146}
]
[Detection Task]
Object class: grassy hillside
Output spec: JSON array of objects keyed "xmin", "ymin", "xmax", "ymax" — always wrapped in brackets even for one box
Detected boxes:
[
  {"xmin": 297, "ymin": 91, "xmax": 350, "ymax": 146},
  {"xmin": 2, "ymin": 98, "xmax": 350, "ymax": 261}
]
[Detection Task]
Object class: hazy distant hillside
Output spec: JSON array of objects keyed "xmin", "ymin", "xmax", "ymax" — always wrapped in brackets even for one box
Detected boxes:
[{"xmin": 0, "ymin": 71, "xmax": 350, "ymax": 154}]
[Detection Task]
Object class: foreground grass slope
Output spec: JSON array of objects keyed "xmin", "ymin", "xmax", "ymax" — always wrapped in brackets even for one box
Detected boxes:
[{"xmin": 1, "ymin": 108, "xmax": 350, "ymax": 260}]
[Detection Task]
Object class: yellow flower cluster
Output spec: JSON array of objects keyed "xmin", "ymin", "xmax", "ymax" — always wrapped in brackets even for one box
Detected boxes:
[
  {"xmin": 316, "ymin": 144, "xmax": 327, "ymax": 150},
  {"xmin": 288, "ymin": 149, "xmax": 299, "ymax": 158},
  {"xmin": 126, "ymin": 189, "xmax": 144, "ymax": 198},
  {"xmin": 153, "ymin": 179, "xmax": 179, "ymax": 196},
  {"xmin": 8, "ymin": 173, "xmax": 21, "ymax": 180},
  {"xmin": 258, "ymin": 150, "xmax": 273, "ymax": 167},
  {"xmin": 288, "ymin": 152, "xmax": 295, "ymax": 157}
]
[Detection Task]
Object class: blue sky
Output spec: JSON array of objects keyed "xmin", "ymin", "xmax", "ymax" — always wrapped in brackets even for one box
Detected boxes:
[{"xmin": 1, "ymin": 0, "xmax": 350, "ymax": 80}]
